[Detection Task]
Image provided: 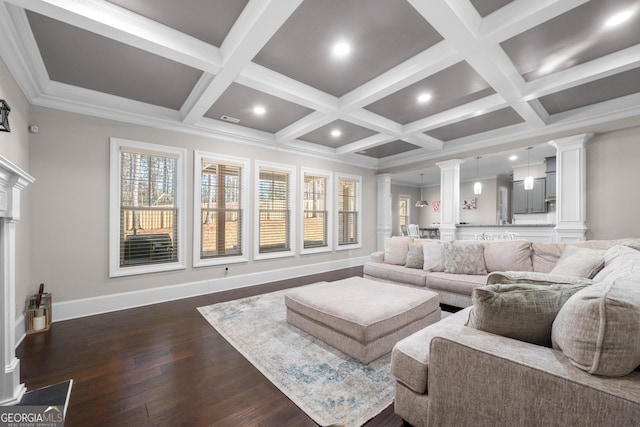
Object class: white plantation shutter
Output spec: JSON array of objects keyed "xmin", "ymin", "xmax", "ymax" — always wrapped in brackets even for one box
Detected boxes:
[
  {"xmin": 337, "ymin": 176, "xmax": 360, "ymax": 247},
  {"xmin": 258, "ymin": 166, "xmax": 293, "ymax": 254},
  {"xmin": 303, "ymin": 171, "xmax": 329, "ymax": 250}
]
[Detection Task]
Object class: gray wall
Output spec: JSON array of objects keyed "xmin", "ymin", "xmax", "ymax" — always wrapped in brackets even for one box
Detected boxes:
[
  {"xmin": 27, "ymin": 106, "xmax": 377, "ymax": 303},
  {"xmin": 0, "ymin": 58, "xmax": 32, "ymax": 317}
]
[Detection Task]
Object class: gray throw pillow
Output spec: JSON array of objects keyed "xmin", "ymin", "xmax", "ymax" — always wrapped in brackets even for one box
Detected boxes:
[
  {"xmin": 444, "ymin": 242, "xmax": 487, "ymax": 275},
  {"xmin": 467, "ymin": 283, "xmax": 587, "ymax": 347},
  {"xmin": 404, "ymin": 242, "xmax": 424, "ymax": 269}
]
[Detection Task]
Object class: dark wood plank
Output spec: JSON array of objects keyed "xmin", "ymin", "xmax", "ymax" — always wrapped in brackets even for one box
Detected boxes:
[{"xmin": 17, "ymin": 267, "xmax": 404, "ymax": 426}]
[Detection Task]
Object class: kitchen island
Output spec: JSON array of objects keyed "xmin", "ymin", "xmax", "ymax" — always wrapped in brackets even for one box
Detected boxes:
[{"xmin": 456, "ymin": 223, "xmax": 556, "ymax": 242}]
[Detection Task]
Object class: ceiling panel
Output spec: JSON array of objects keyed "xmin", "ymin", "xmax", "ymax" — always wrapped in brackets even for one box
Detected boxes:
[
  {"xmin": 27, "ymin": 11, "xmax": 202, "ymax": 110},
  {"xmin": 364, "ymin": 61, "xmax": 495, "ymax": 124},
  {"xmin": 205, "ymin": 83, "xmax": 313, "ymax": 133},
  {"xmin": 252, "ymin": 0, "xmax": 442, "ymax": 97},
  {"xmin": 356, "ymin": 140, "xmax": 421, "ymax": 159},
  {"xmin": 106, "ymin": 0, "xmax": 248, "ymax": 47},
  {"xmin": 425, "ymin": 107, "xmax": 524, "ymax": 141},
  {"xmin": 501, "ymin": 0, "xmax": 640, "ymax": 81},
  {"xmin": 298, "ymin": 120, "xmax": 378, "ymax": 148},
  {"xmin": 538, "ymin": 67, "xmax": 640, "ymax": 115},
  {"xmin": 469, "ymin": 0, "xmax": 514, "ymax": 18}
]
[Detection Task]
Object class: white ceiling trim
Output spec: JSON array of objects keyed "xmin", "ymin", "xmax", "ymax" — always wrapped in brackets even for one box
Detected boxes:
[
  {"xmin": 401, "ymin": 134, "xmax": 444, "ymax": 151},
  {"xmin": 335, "ymin": 134, "xmax": 397, "ymax": 156},
  {"xmin": 342, "ymin": 109, "xmax": 403, "ymax": 137}
]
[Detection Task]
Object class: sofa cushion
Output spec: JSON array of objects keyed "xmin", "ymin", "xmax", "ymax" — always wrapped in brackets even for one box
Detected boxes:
[
  {"xmin": 487, "ymin": 271, "xmax": 594, "ymax": 287},
  {"xmin": 484, "ymin": 240, "xmax": 533, "ymax": 272},
  {"xmin": 593, "ymin": 244, "xmax": 640, "ymax": 283},
  {"xmin": 363, "ymin": 262, "xmax": 429, "ymax": 287},
  {"xmin": 531, "ymin": 243, "xmax": 567, "ymax": 273},
  {"xmin": 425, "ymin": 272, "xmax": 488, "ymax": 295},
  {"xmin": 391, "ymin": 307, "xmax": 471, "ymax": 394},
  {"xmin": 444, "ymin": 242, "xmax": 487, "ymax": 275},
  {"xmin": 550, "ymin": 246, "xmax": 605, "ymax": 278},
  {"xmin": 422, "ymin": 241, "xmax": 445, "ymax": 272},
  {"xmin": 552, "ymin": 277, "xmax": 640, "ymax": 376},
  {"xmin": 467, "ymin": 283, "xmax": 587, "ymax": 347},
  {"xmin": 405, "ymin": 242, "xmax": 425, "ymax": 269},
  {"xmin": 383, "ymin": 236, "xmax": 414, "ymax": 265}
]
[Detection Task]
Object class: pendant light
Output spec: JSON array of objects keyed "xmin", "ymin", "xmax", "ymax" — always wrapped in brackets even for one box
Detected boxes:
[
  {"xmin": 524, "ymin": 147, "xmax": 534, "ymax": 190},
  {"xmin": 415, "ymin": 173, "xmax": 429, "ymax": 207},
  {"xmin": 473, "ymin": 156, "xmax": 482, "ymax": 195}
]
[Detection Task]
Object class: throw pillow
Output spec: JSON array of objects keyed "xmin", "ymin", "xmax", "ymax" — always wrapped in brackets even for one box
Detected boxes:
[
  {"xmin": 484, "ymin": 240, "xmax": 533, "ymax": 272},
  {"xmin": 404, "ymin": 242, "xmax": 424, "ymax": 269},
  {"xmin": 422, "ymin": 241, "xmax": 445, "ymax": 272},
  {"xmin": 549, "ymin": 246, "xmax": 605, "ymax": 278},
  {"xmin": 593, "ymin": 245, "xmax": 640, "ymax": 283},
  {"xmin": 444, "ymin": 242, "xmax": 487, "ymax": 275},
  {"xmin": 383, "ymin": 236, "xmax": 413, "ymax": 265},
  {"xmin": 467, "ymin": 283, "xmax": 587, "ymax": 347},
  {"xmin": 552, "ymin": 277, "xmax": 640, "ymax": 377}
]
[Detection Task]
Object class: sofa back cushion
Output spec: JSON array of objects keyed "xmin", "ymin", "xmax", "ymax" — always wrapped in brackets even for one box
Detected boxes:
[
  {"xmin": 444, "ymin": 242, "xmax": 487, "ymax": 275},
  {"xmin": 422, "ymin": 241, "xmax": 445, "ymax": 272},
  {"xmin": 532, "ymin": 243, "xmax": 567, "ymax": 273},
  {"xmin": 593, "ymin": 244, "xmax": 640, "ymax": 283},
  {"xmin": 549, "ymin": 246, "xmax": 605, "ymax": 278},
  {"xmin": 383, "ymin": 236, "xmax": 414, "ymax": 265},
  {"xmin": 483, "ymin": 240, "xmax": 533, "ymax": 272},
  {"xmin": 552, "ymin": 277, "xmax": 640, "ymax": 377},
  {"xmin": 467, "ymin": 283, "xmax": 586, "ymax": 347}
]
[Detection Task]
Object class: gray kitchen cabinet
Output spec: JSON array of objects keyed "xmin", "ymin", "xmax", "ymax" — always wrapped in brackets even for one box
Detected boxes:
[{"xmin": 513, "ymin": 178, "xmax": 547, "ymax": 214}]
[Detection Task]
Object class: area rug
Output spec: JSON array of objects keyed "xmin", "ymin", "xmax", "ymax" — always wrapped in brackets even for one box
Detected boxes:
[{"xmin": 198, "ymin": 288, "xmax": 395, "ymax": 427}]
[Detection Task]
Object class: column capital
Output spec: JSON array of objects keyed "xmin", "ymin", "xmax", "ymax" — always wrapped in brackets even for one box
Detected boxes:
[
  {"xmin": 548, "ymin": 133, "xmax": 593, "ymax": 150},
  {"xmin": 436, "ymin": 159, "xmax": 465, "ymax": 170}
]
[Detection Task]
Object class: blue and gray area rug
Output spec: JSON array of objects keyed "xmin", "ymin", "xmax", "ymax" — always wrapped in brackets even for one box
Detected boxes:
[{"xmin": 198, "ymin": 288, "xmax": 395, "ymax": 427}]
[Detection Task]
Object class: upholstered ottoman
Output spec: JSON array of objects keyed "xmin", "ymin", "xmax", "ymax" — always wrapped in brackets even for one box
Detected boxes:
[{"xmin": 284, "ymin": 276, "xmax": 440, "ymax": 363}]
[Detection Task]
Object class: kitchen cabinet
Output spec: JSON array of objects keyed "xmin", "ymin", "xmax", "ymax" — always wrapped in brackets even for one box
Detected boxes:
[
  {"xmin": 513, "ymin": 178, "xmax": 547, "ymax": 214},
  {"xmin": 546, "ymin": 172, "xmax": 556, "ymax": 200}
]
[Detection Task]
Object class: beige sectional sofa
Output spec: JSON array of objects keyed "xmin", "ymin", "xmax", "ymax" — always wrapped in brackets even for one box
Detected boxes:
[
  {"xmin": 390, "ymin": 242, "xmax": 640, "ymax": 426},
  {"xmin": 364, "ymin": 236, "xmax": 636, "ymax": 307}
]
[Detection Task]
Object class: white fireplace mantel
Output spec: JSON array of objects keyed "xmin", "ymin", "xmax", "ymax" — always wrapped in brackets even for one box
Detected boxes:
[{"xmin": 0, "ymin": 156, "xmax": 34, "ymax": 405}]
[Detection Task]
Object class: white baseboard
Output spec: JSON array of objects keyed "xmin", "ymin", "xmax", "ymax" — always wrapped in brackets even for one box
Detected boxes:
[{"xmin": 50, "ymin": 256, "xmax": 369, "ymax": 324}]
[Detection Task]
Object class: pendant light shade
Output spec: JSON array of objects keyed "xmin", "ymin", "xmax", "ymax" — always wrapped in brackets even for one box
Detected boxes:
[
  {"xmin": 415, "ymin": 173, "xmax": 429, "ymax": 207},
  {"xmin": 524, "ymin": 147, "xmax": 534, "ymax": 190},
  {"xmin": 473, "ymin": 156, "xmax": 482, "ymax": 195}
]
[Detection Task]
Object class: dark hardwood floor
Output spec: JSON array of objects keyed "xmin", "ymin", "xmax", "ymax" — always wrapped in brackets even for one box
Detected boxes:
[{"xmin": 17, "ymin": 267, "xmax": 404, "ymax": 426}]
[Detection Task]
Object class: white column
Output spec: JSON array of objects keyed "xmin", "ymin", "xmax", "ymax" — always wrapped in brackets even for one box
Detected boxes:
[
  {"xmin": 376, "ymin": 173, "xmax": 392, "ymax": 251},
  {"xmin": 549, "ymin": 133, "xmax": 592, "ymax": 242},
  {"xmin": 436, "ymin": 159, "xmax": 464, "ymax": 241},
  {"xmin": 0, "ymin": 157, "xmax": 34, "ymax": 405}
]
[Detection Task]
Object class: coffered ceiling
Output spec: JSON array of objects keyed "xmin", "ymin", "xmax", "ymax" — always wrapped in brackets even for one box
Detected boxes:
[{"xmin": 1, "ymin": 0, "xmax": 639, "ymax": 184}]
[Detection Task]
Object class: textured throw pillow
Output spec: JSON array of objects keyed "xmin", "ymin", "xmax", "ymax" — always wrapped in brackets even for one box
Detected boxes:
[
  {"xmin": 422, "ymin": 241, "xmax": 445, "ymax": 272},
  {"xmin": 444, "ymin": 242, "xmax": 487, "ymax": 275},
  {"xmin": 550, "ymin": 246, "xmax": 605, "ymax": 278},
  {"xmin": 404, "ymin": 242, "xmax": 424, "ymax": 269},
  {"xmin": 593, "ymin": 245, "xmax": 640, "ymax": 283},
  {"xmin": 467, "ymin": 283, "xmax": 587, "ymax": 347},
  {"xmin": 383, "ymin": 236, "xmax": 413, "ymax": 265},
  {"xmin": 484, "ymin": 240, "xmax": 533, "ymax": 272},
  {"xmin": 552, "ymin": 277, "xmax": 640, "ymax": 376}
]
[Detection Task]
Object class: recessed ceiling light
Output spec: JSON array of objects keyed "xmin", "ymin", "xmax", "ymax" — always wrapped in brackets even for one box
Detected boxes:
[
  {"xmin": 509, "ymin": 155, "xmax": 518, "ymax": 161},
  {"xmin": 332, "ymin": 42, "xmax": 351, "ymax": 58},
  {"xmin": 417, "ymin": 93, "xmax": 432, "ymax": 104},
  {"xmin": 253, "ymin": 105, "xmax": 266, "ymax": 115},
  {"xmin": 604, "ymin": 8, "xmax": 636, "ymax": 28},
  {"xmin": 331, "ymin": 129, "xmax": 342, "ymax": 137}
]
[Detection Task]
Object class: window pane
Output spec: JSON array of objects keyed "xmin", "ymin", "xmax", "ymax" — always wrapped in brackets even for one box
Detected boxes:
[
  {"xmin": 259, "ymin": 168, "xmax": 291, "ymax": 253},
  {"xmin": 338, "ymin": 178, "xmax": 359, "ymax": 245},
  {"xmin": 120, "ymin": 151, "xmax": 178, "ymax": 266},
  {"xmin": 304, "ymin": 174, "xmax": 328, "ymax": 249},
  {"xmin": 200, "ymin": 160, "xmax": 243, "ymax": 258}
]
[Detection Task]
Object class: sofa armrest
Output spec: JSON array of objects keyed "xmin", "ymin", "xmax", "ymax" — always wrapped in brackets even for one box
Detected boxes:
[
  {"xmin": 426, "ymin": 327, "xmax": 640, "ymax": 426},
  {"xmin": 370, "ymin": 251, "xmax": 384, "ymax": 263},
  {"xmin": 487, "ymin": 270, "xmax": 594, "ymax": 286}
]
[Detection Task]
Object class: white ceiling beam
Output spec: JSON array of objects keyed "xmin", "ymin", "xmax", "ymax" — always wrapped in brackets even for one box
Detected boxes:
[
  {"xmin": 180, "ymin": 0, "xmax": 302, "ymax": 125},
  {"xmin": 6, "ymin": 0, "xmax": 223, "ymax": 73},
  {"xmin": 401, "ymin": 134, "xmax": 443, "ymax": 151},
  {"xmin": 335, "ymin": 134, "xmax": 396, "ymax": 156},
  {"xmin": 275, "ymin": 110, "xmax": 339, "ymax": 144},
  {"xmin": 343, "ymin": 109, "xmax": 403, "ymax": 137}
]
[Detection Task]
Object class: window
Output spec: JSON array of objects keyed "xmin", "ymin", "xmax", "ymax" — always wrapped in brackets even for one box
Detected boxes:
[
  {"xmin": 194, "ymin": 152, "xmax": 248, "ymax": 267},
  {"xmin": 301, "ymin": 168, "xmax": 332, "ymax": 254},
  {"xmin": 399, "ymin": 195, "xmax": 410, "ymax": 234},
  {"xmin": 255, "ymin": 162, "xmax": 296, "ymax": 259},
  {"xmin": 109, "ymin": 138, "xmax": 186, "ymax": 277},
  {"xmin": 336, "ymin": 174, "xmax": 361, "ymax": 250}
]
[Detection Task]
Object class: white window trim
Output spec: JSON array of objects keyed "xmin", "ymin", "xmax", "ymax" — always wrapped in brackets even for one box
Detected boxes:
[
  {"xmin": 300, "ymin": 167, "xmax": 333, "ymax": 255},
  {"xmin": 193, "ymin": 151, "xmax": 249, "ymax": 267},
  {"xmin": 109, "ymin": 138, "xmax": 187, "ymax": 277},
  {"xmin": 254, "ymin": 161, "xmax": 296, "ymax": 261},
  {"xmin": 335, "ymin": 172, "xmax": 362, "ymax": 251}
]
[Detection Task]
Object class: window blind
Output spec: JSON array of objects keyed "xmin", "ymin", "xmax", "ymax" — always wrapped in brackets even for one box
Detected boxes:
[
  {"xmin": 200, "ymin": 159, "xmax": 243, "ymax": 258},
  {"xmin": 338, "ymin": 178, "xmax": 359, "ymax": 245},
  {"xmin": 119, "ymin": 149, "xmax": 179, "ymax": 266},
  {"xmin": 258, "ymin": 168, "xmax": 291, "ymax": 253},
  {"xmin": 303, "ymin": 173, "xmax": 328, "ymax": 249}
]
